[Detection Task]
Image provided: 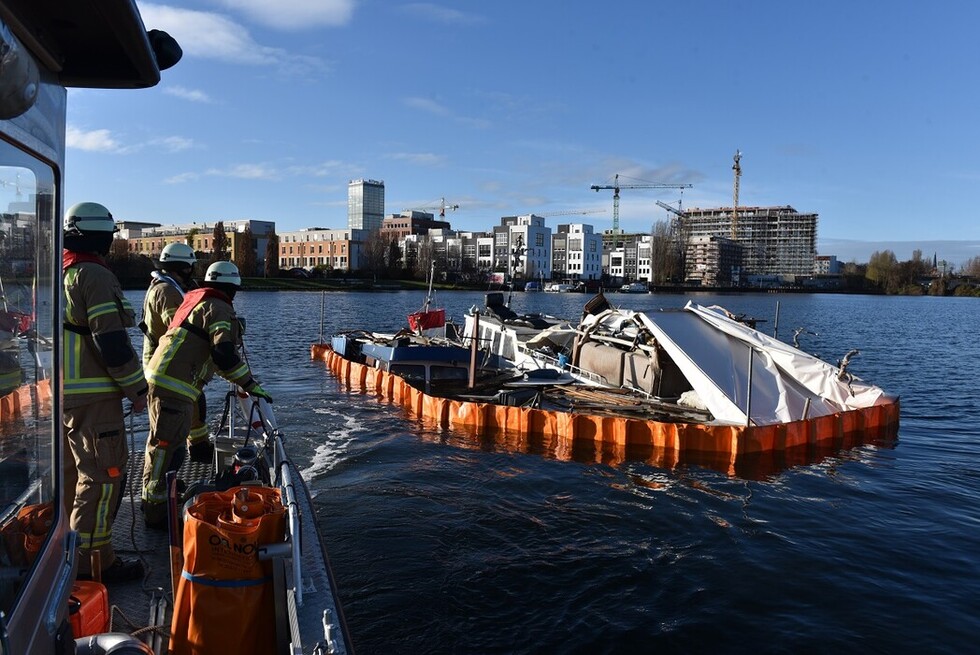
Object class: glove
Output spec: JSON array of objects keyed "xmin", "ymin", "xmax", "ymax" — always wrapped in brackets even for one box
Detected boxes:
[
  {"xmin": 188, "ymin": 439, "xmax": 215, "ymax": 463},
  {"xmin": 247, "ymin": 382, "xmax": 273, "ymax": 404},
  {"xmin": 131, "ymin": 394, "xmax": 147, "ymax": 414}
]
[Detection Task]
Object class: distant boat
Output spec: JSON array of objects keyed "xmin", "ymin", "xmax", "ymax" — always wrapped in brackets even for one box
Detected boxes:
[
  {"xmin": 620, "ymin": 281, "xmax": 649, "ymax": 293},
  {"xmin": 545, "ymin": 283, "xmax": 574, "ymax": 293}
]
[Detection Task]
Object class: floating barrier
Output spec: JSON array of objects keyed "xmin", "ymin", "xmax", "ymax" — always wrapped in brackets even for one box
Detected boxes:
[
  {"xmin": 0, "ymin": 380, "xmax": 51, "ymax": 423},
  {"xmin": 311, "ymin": 343, "xmax": 900, "ymax": 477}
]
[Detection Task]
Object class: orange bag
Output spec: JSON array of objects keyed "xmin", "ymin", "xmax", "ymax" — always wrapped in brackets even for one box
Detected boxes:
[
  {"xmin": 0, "ymin": 502, "xmax": 53, "ymax": 567},
  {"xmin": 169, "ymin": 486, "xmax": 286, "ymax": 655}
]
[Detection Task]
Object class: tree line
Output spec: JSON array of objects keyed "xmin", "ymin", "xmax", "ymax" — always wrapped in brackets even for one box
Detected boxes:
[{"xmin": 107, "ymin": 221, "xmax": 281, "ymax": 287}]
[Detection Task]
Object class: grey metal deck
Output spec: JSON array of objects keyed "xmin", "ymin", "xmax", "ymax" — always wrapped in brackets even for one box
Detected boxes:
[{"xmin": 102, "ymin": 448, "xmax": 212, "ymax": 648}]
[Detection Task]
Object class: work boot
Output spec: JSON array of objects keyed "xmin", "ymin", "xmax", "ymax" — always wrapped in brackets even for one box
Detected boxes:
[
  {"xmin": 78, "ymin": 556, "xmax": 144, "ymax": 583},
  {"xmin": 100, "ymin": 556, "xmax": 144, "ymax": 583},
  {"xmin": 188, "ymin": 439, "xmax": 214, "ymax": 464},
  {"xmin": 141, "ymin": 503, "xmax": 168, "ymax": 531}
]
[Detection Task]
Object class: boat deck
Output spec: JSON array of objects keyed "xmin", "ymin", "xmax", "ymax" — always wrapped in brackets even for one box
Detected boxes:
[
  {"xmin": 98, "ymin": 449, "xmax": 206, "ymax": 649},
  {"xmin": 97, "ymin": 440, "xmax": 349, "ymax": 654}
]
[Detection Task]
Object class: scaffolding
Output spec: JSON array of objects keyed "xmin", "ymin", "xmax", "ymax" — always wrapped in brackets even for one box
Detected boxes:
[{"xmin": 681, "ymin": 205, "xmax": 817, "ymax": 277}]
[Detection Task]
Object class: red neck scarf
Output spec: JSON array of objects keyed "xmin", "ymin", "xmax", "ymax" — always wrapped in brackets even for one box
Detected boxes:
[
  {"xmin": 63, "ymin": 250, "xmax": 108, "ymax": 271},
  {"xmin": 168, "ymin": 287, "xmax": 232, "ymax": 331}
]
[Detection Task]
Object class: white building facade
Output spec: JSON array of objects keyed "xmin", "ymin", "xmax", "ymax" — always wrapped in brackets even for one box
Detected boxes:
[{"xmin": 556, "ymin": 223, "xmax": 603, "ymax": 281}]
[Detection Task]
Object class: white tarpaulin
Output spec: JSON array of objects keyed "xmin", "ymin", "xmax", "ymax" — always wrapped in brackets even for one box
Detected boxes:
[{"xmin": 585, "ymin": 303, "xmax": 892, "ymax": 427}]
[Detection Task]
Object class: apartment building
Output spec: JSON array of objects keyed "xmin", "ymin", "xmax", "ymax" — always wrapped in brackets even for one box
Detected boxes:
[
  {"xmin": 125, "ymin": 219, "xmax": 275, "ymax": 271},
  {"xmin": 681, "ymin": 205, "xmax": 817, "ymax": 277},
  {"xmin": 554, "ymin": 223, "xmax": 602, "ymax": 281},
  {"xmin": 278, "ymin": 227, "xmax": 368, "ymax": 272}
]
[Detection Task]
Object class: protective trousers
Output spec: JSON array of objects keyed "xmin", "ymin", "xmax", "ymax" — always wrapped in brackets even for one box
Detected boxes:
[
  {"xmin": 189, "ymin": 393, "xmax": 209, "ymax": 446},
  {"xmin": 62, "ymin": 397, "xmax": 129, "ymax": 575},
  {"xmin": 141, "ymin": 394, "xmax": 194, "ymax": 525}
]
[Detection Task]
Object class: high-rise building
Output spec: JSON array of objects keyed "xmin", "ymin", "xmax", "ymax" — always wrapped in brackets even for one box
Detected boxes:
[
  {"xmin": 681, "ymin": 205, "xmax": 817, "ymax": 278},
  {"xmin": 347, "ymin": 179, "xmax": 385, "ymax": 231}
]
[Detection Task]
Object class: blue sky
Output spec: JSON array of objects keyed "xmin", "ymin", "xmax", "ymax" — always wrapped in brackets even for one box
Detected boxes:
[{"xmin": 65, "ymin": 1, "xmax": 980, "ymax": 265}]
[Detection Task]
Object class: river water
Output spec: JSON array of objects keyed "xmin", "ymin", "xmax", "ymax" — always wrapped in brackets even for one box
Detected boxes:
[{"xmin": 130, "ymin": 289, "xmax": 980, "ymax": 654}]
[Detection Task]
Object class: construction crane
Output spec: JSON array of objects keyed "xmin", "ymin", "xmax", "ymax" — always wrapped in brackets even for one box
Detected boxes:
[
  {"xmin": 655, "ymin": 199, "xmax": 686, "ymax": 238},
  {"xmin": 409, "ymin": 197, "xmax": 459, "ymax": 218},
  {"xmin": 590, "ymin": 174, "xmax": 692, "ymax": 235},
  {"xmin": 655, "ymin": 199, "xmax": 686, "ymax": 219},
  {"xmin": 731, "ymin": 150, "xmax": 741, "ymax": 240},
  {"xmin": 531, "ymin": 209, "xmax": 606, "ymax": 218}
]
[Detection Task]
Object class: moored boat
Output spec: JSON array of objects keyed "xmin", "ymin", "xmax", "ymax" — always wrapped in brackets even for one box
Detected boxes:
[
  {"xmin": 312, "ymin": 292, "xmax": 899, "ymax": 476},
  {"xmin": 523, "ymin": 281, "xmax": 543, "ymax": 292},
  {"xmin": 619, "ymin": 281, "xmax": 649, "ymax": 293},
  {"xmin": 0, "ymin": 3, "xmax": 350, "ymax": 653}
]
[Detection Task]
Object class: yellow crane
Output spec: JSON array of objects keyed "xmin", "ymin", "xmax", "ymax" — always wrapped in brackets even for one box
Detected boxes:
[
  {"xmin": 591, "ymin": 174, "xmax": 692, "ymax": 235},
  {"xmin": 731, "ymin": 150, "xmax": 741, "ymax": 240}
]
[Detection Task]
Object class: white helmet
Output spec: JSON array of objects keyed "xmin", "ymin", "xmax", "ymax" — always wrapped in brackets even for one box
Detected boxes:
[
  {"xmin": 64, "ymin": 202, "xmax": 118, "ymax": 235},
  {"xmin": 204, "ymin": 261, "xmax": 241, "ymax": 287},
  {"xmin": 160, "ymin": 242, "xmax": 197, "ymax": 266}
]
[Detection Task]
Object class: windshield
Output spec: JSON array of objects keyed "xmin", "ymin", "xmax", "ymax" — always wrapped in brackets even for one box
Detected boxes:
[{"xmin": 0, "ymin": 138, "xmax": 57, "ymax": 615}]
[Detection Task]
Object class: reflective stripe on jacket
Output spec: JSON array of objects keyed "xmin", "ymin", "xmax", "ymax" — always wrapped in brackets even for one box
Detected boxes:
[
  {"xmin": 63, "ymin": 259, "xmax": 146, "ymax": 409},
  {"xmin": 146, "ymin": 292, "xmax": 252, "ymax": 402},
  {"xmin": 141, "ymin": 277, "xmax": 186, "ymax": 367}
]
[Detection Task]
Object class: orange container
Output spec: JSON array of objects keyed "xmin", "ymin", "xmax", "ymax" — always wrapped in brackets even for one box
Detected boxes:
[{"xmin": 68, "ymin": 580, "xmax": 110, "ymax": 638}]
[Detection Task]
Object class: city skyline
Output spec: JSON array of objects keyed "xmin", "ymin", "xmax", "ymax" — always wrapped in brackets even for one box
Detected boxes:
[{"xmin": 63, "ymin": 1, "xmax": 980, "ymax": 267}]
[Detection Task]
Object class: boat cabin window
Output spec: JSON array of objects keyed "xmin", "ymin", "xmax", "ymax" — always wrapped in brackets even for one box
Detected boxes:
[
  {"xmin": 389, "ymin": 364, "xmax": 426, "ymax": 386},
  {"xmin": 0, "ymin": 142, "xmax": 57, "ymax": 615},
  {"xmin": 430, "ymin": 365, "xmax": 469, "ymax": 381}
]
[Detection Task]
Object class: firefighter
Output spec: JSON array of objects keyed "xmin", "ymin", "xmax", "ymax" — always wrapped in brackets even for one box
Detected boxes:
[
  {"xmin": 62, "ymin": 201, "xmax": 147, "ymax": 582},
  {"xmin": 139, "ymin": 243, "xmax": 212, "ymax": 465},
  {"xmin": 141, "ymin": 260, "xmax": 272, "ymax": 528}
]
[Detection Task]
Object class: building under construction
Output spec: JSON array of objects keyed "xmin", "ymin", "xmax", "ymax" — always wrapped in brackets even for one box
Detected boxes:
[{"xmin": 681, "ymin": 205, "xmax": 817, "ymax": 280}]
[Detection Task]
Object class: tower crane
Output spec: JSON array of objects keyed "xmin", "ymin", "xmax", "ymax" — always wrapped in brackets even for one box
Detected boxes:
[
  {"xmin": 655, "ymin": 199, "xmax": 686, "ymax": 219},
  {"xmin": 590, "ymin": 174, "xmax": 692, "ymax": 235},
  {"xmin": 409, "ymin": 197, "xmax": 459, "ymax": 218},
  {"xmin": 655, "ymin": 199, "xmax": 686, "ymax": 238},
  {"xmin": 532, "ymin": 209, "xmax": 606, "ymax": 218},
  {"xmin": 731, "ymin": 150, "xmax": 741, "ymax": 240}
]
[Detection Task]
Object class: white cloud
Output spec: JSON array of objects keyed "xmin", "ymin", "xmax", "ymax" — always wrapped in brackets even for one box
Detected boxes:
[
  {"xmin": 403, "ymin": 96, "xmax": 490, "ymax": 129},
  {"xmin": 139, "ymin": 3, "xmax": 289, "ymax": 65},
  {"xmin": 205, "ymin": 163, "xmax": 281, "ymax": 180},
  {"xmin": 402, "ymin": 3, "xmax": 485, "ymax": 25},
  {"xmin": 286, "ymin": 160, "xmax": 351, "ymax": 177},
  {"xmin": 68, "ymin": 125, "xmax": 196, "ymax": 155},
  {"xmin": 213, "ymin": 0, "xmax": 354, "ymax": 30},
  {"xmin": 164, "ymin": 86, "xmax": 213, "ymax": 103},
  {"xmin": 66, "ymin": 126, "xmax": 120, "ymax": 152},
  {"xmin": 403, "ymin": 97, "xmax": 451, "ymax": 117},
  {"xmin": 385, "ymin": 152, "xmax": 447, "ymax": 166},
  {"xmin": 150, "ymin": 136, "xmax": 196, "ymax": 152},
  {"xmin": 164, "ymin": 172, "xmax": 200, "ymax": 184}
]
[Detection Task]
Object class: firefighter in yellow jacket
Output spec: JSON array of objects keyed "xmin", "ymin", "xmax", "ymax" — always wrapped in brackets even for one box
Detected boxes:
[
  {"xmin": 139, "ymin": 243, "xmax": 212, "ymax": 465},
  {"xmin": 141, "ymin": 261, "xmax": 272, "ymax": 527},
  {"xmin": 62, "ymin": 202, "xmax": 147, "ymax": 582}
]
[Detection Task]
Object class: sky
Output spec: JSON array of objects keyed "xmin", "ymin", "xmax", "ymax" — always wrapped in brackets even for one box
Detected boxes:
[{"xmin": 64, "ymin": 0, "xmax": 980, "ymax": 266}]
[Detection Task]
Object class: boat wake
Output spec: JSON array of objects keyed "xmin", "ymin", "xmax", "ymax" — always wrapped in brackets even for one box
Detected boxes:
[{"xmin": 301, "ymin": 407, "xmax": 367, "ymax": 483}]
